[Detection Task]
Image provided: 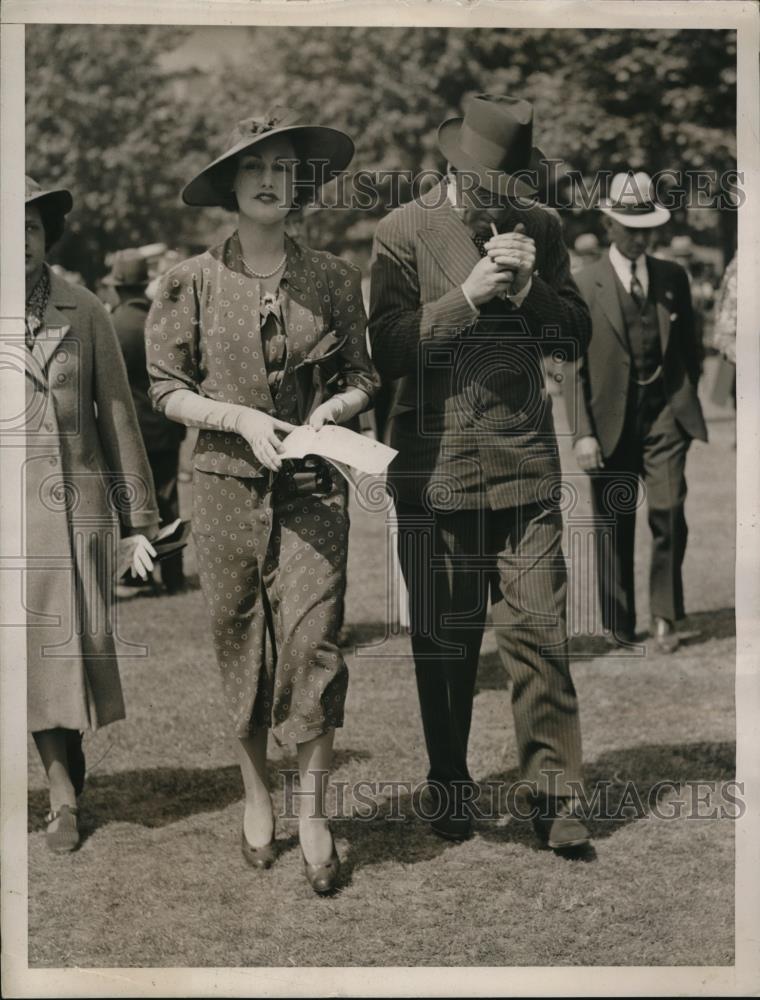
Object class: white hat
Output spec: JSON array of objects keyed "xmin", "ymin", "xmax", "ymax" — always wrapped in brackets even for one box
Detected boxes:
[{"xmin": 599, "ymin": 171, "xmax": 670, "ymax": 229}]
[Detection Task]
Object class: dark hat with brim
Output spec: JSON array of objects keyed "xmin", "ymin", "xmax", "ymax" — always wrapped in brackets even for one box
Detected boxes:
[
  {"xmin": 438, "ymin": 94, "xmax": 546, "ymax": 199},
  {"xmin": 102, "ymin": 249, "xmax": 150, "ymax": 286},
  {"xmin": 25, "ymin": 175, "xmax": 73, "ymax": 216},
  {"xmin": 181, "ymin": 107, "xmax": 355, "ymax": 208}
]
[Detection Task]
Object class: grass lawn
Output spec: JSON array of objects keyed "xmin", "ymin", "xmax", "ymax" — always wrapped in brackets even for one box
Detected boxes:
[{"xmin": 27, "ymin": 369, "xmax": 736, "ymax": 968}]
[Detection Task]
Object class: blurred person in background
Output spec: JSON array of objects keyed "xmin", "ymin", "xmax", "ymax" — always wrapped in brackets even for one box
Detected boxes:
[
  {"xmin": 49, "ymin": 263, "xmax": 84, "ymax": 286},
  {"xmin": 668, "ymin": 235, "xmax": 716, "ymax": 352},
  {"xmin": 105, "ymin": 249, "xmax": 188, "ymax": 594},
  {"xmin": 565, "ymin": 171, "xmax": 707, "ymax": 653},
  {"xmin": 712, "ymin": 252, "xmax": 737, "ymax": 367},
  {"xmin": 146, "ymin": 247, "xmax": 182, "ymax": 301},
  {"xmin": 95, "ymin": 269, "xmax": 119, "ymax": 312},
  {"xmin": 147, "ymin": 110, "xmax": 379, "ymax": 893},
  {"xmin": 571, "ymin": 232, "xmax": 601, "ymax": 273},
  {"xmin": 25, "ymin": 177, "xmax": 159, "ymax": 853},
  {"xmin": 710, "ymin": 252, "xmax": 737, "ymax": 445}
]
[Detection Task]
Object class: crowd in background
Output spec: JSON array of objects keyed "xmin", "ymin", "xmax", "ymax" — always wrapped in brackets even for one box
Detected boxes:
[{"xmin": 50, "ymin": 220, "xmax": 737, "ymax": 602}]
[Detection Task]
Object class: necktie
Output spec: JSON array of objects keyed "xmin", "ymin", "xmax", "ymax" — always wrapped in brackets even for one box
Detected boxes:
[{"xmin": 630, "ymin": 259, "xmax": 646, "ymax": 308}]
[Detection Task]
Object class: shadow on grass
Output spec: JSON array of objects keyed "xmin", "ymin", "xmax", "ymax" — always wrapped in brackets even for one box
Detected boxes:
[
  {"xmin": 339, "ymin": 620, "xmax": 407, "ymax": 650},
  {"xmin": 475, "ymin": 607, "xmax": 735, "ymax": 692},
  {"xmin": 27, "ymin": 747, "xmax": 371, "ymax": 840},
  {"xmin": 336, "ymin": 739, "xmax": 737, "ymax": 876},
  {"xmin": 677, "ymin": 607, "xmax": 735, "ymax": 644},
  {"xmin": 478, "ymin": 738, "xmax": 736, "ymax": 852},
  {"xmin": 28, "ymin": 740, "xmax": 735, "ymax": 875}
]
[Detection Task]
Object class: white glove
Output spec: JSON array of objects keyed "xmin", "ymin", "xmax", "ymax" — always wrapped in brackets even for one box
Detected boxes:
[{"xmin": 117, "ymin": 534, "xmax": 157, "ymax": 582}]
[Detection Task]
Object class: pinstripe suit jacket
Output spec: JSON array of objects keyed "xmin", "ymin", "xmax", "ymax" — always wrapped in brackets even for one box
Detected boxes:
[{"xmin": 369, "ymin": 181, "xmax": 591, "ymax": 509}]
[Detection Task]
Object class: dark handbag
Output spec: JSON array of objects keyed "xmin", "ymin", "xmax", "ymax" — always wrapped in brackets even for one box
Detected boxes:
[
  {"xmin": 281, "ymin": 456, "xmax": 334, "ymax": 497},
  {"xmin": 152, "ymin": 519, "xmax": 191, "ymax": 561}
]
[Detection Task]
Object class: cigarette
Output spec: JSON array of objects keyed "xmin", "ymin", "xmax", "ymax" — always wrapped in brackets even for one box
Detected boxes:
[{"xmin": 490, "ymin": 223, "xmax": 499, "ymax": 238}]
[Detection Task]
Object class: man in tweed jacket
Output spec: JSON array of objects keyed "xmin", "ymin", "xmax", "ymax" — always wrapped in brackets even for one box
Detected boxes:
[{"xmin": 369, "ymin": 95, "xmax": 592, "ymax": 849}]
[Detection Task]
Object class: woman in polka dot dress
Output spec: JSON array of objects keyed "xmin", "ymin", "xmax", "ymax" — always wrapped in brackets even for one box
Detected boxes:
[{"xmin": 146, "ymin": 110, "xmax": 378, "ymax": 894}]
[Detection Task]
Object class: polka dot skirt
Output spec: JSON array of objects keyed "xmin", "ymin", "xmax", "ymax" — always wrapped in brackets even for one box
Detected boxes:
[{"xmin": 192, "ymin": 467, "xmax": 349, "ymax": 745}]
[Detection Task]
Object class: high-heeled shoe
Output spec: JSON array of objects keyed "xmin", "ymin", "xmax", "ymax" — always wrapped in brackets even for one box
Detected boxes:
[
  {"xmin": 66, "ymin": 730, "xmax": 86, "ymax": 798},
  {"xmin": 241, "ymin": 829, "xmax": 277, "ymax": 870},
  {"xmin": 301, "ymin": 838, "xmax": 340, "ymax": 895},
  {"xmin": 45, "ymin": 804, "xmax": 79, "ymax": 854}
]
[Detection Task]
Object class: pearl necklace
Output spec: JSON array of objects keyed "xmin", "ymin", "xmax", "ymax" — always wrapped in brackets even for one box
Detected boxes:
[{"xmin": 241, "ymin": 251, "xmax": 287, "ymax": 280}]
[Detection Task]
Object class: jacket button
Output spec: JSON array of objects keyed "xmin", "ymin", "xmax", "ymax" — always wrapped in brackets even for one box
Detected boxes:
[
  {"xmin": 44, "ymin": 422, "xmax": 54, "ymax": 432},
  {"xmin": 49, "ymin": 457, "xmax": 58, "ymax": 466},
  {"xmin": 56, "ymin": 373, "xmax": 66, "ymax": 384}
]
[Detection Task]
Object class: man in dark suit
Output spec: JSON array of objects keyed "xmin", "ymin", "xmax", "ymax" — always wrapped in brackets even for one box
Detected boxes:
[
  {"xmin": 369, "ymin": 94, "xmax": 592, "ymax": 850},
  {"xmin": 564, "ymin": 172, "xmax": 708, "ymax": 652},
  {"xmin": 107, "ymin": 250, "xmax": 187, "ymax": 593}
]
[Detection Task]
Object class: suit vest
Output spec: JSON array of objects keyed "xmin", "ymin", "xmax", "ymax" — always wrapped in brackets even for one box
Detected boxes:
[{"xmin": 612, "ymin": 274, "xmax": 663, "ymax": 384}]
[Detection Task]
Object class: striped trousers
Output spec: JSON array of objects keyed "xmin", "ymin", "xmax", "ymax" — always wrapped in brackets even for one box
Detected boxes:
[{"xmin": 396, "ymin": 500, "xmax": 584, "ymax": 798}]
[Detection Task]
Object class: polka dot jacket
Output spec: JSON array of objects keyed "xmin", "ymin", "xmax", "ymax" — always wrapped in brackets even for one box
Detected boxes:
[{"xmin": 146, "ymin": 231, "xmax": 379, "ymax": 478}]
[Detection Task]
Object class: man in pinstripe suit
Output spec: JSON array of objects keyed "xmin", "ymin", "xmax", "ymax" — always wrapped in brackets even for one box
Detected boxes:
[{"xmin": 369, "ymin": 95, "xmax": 592, "ymax": 850}]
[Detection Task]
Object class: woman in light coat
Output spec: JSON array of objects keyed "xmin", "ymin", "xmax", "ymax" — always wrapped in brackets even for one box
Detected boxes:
[{"xmin": 25, "ymin": 176, "xmax": 159, "ymax": 852}]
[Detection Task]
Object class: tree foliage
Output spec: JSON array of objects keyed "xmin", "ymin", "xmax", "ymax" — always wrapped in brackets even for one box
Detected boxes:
[
  {"xmin": 26, "ymin": 25, "xmax": 212, "ymax": 282},
  {"xmin": 26, "ymin": 24, "xmax": 737, "ymax": 278}
]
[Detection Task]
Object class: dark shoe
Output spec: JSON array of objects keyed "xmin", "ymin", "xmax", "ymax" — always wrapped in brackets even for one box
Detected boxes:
[
  {"xmin": 66, "ymin": 730, "xmax": 85, "ymax": 798},
  {"xmin": 605, "ymin": 631, "xmax": 636, "ymax": 649},
  {"xmin": 116, "ymin": 575, "xmax": 160, "ymax": 600},
  {"xmin": 426, "ymin": 783, "xmax": 474, "ymax": 842},
  {"xmin": 301, "ymin": 840, "xmax": 340, "ymax": 895},
  {"xmin": 241, "ymin": 829, "xmax": 277, "ymax": 870},
  {"xmin": 45, "ymin": 804, "xmax": 79, "ymax": 854},
  {"xmin": 651, "ymin": 617, "xmax": 679, "ymax": 654},
  {"xmin": 430, "ymin": 809, "xmax": 473, "ymax": 842},
  {"xmin": 531, "ymin": 797, "xmax": 591, "ymax": 851}
]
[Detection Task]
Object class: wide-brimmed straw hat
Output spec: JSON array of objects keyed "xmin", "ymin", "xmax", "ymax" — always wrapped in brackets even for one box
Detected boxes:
[
  {"xmin": 25, "ymin": 175, "xmax": 73, "ymax": 216},
  {"xmin": 181, "ymin": 107, "xmax": 355, "ymax": 208},
  {"xmin": 437, "ymin": 94, "xmax": 546, "ymax": 199},
  {"xmin": 599, "ymin": 171, "xmax": 670, "ymax": 228}
]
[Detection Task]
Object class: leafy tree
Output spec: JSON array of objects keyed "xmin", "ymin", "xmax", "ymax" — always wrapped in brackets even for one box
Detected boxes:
[
  {"xmin": 25, "ymin": 25, "xmax": 737, "ymax": 281},
  {"xmin": 208, "ymin": 26, "xmax": 736, "ymax": 257},
  {"xmin": 26, "ymin": 24, "xmax": 213, "ymax": 284}
]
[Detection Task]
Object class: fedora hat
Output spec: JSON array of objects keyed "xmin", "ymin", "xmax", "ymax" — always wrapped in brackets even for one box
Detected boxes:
[
  {"xmin": 437, "ymin": 94, "xmax": 546, "ymax": 198},
  {"xmin": 599, "ymin": 171, "xmax": 670, "ymax": 228},
  {"xmin": 25, "ymin": 175, "xmax": 73, "ymax": 216},
  {"xmin": 102, "ymin": 249, "xmax": 150, "ymax": 286},
  {"xmin": 182, "ymin": 107, "xmax": 355, "ymax": 208}
]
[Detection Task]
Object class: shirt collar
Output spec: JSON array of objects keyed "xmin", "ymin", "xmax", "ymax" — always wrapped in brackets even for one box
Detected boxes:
[
  {"xmin": 609, "ymin": 242, "xmax": 648, "ymax": 294},
  {"xmin": 446, "ymin": 177, "xmax": 461, "ymax": 213}
]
